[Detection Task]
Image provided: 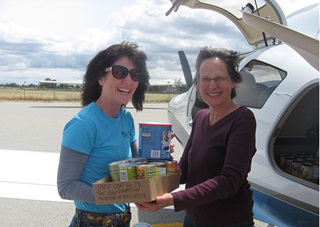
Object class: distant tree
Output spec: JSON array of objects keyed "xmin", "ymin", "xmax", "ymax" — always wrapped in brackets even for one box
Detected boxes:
[
  {"xmin": 27, "ymin": 83, "xmax": 38, "ymax": 88},
  {"xmin": 57, "ymin": 84, "xmax": 70, "ymax": 89},
  {"xmin": 5, "ymin": 83, "xmax": 20, "ymax": 88},
  {"xmin": 174, "ymin": 78, "xmax": 187, "ymax": 93},
  {"xmin": 41, "ymin": 78, "xmax": 56, "ymax": 89}
]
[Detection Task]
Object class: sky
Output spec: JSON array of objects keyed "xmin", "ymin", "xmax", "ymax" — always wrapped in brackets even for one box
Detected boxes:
[{"xmin": 0, "ymin": 0, "xmax": 318, "ymax": 85}]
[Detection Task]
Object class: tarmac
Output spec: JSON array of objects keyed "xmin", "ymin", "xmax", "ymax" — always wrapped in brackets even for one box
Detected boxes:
[{"xmin": 0, "ymin": 102, "xmax": 271, "ymax": 226}]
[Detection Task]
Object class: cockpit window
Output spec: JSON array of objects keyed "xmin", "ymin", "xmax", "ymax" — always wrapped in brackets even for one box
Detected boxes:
[{"xmin": 234, "ymin": 60, "xmax": 287, "ymax": 108}]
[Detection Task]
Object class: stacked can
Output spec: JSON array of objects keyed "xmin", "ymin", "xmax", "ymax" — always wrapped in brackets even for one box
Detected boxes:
[
  {"xmin": 137, "ymin": 161, "xmax": 168, "ymax": 179},
  {"xmin": 108, "ymin": 157, "xmax": 148, "ymax": 182},
  {"xmin": 118, "ymin": 163, "xmax": 137, "ymax": 181},
  {"xmin": 109, "ymin": 160, "xmax": 127, "ymax": 182},
  {"xmin": 277, "ymin": 153, "xmax": 319, "ymax": 184},
  {"xmin": 109, "ymin": 158, "xmax": 178, "ymax": 182},
  {"xmin": 166, "ymin": 160, "xmax": 178, "ymax": 175}
]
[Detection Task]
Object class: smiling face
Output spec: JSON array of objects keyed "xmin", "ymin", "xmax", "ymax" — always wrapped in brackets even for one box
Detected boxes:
[
  {"xmin": 99, "ymin": 56, "xmax": 139, "ymax": 109},
  {"xmin": 199, "ymin": 57, "xmax": 235, "ymax": 108}
]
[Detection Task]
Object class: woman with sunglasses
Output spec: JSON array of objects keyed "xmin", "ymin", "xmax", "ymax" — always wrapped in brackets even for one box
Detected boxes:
[{"xmin": 57, "ymin": 41, "xmax": 150, "ymax": 227}]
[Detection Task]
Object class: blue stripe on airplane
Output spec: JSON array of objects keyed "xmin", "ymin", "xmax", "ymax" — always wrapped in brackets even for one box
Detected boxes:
[{"xmin": 251, "ymin": 187, "xmax": 319, "ymax": 227}]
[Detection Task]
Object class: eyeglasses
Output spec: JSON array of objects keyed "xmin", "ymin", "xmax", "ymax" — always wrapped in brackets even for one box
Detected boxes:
[
  {"xmin": 105, "ymin": 65, "xmax": 140, "ymax": 82},
  {"xmin": 200, "ymin": 76, "xmax": 229, "ymax": 85}
]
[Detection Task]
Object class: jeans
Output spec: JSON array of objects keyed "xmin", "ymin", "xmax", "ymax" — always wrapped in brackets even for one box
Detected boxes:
[
  {"xmin": 68, "ymin": 210, "xmax": 130, "ymax": 227},
  {"xmin": 183, "ymin": 214, "xmax": 255, "ymax": 227}
]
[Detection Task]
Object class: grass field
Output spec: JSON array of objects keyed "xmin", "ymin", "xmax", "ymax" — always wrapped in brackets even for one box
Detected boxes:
[{"xmin": 0, "ymin": 87, "xmax": 178, "ymax": 103}]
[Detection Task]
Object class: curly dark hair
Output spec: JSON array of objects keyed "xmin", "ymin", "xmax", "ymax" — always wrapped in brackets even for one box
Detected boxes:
[
  {"xmin": 193, "ymin": 47, "xmax": 242, "ymax": 99},
  {"xmin": 81, "ymin": 41, "xmax": 150, "ymax": 111}
]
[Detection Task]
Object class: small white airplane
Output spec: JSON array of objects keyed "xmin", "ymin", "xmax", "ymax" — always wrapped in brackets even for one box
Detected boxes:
[{"xmin": 166, "ymin": 0, "xmax": 319, "ymax": 226}]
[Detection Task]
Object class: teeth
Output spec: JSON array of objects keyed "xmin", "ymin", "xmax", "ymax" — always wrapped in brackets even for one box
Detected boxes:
[
  {"xmin": 118, "ymin": 88, "xmax": 130, "ymax": 94},
  {"xmin": 208, "ymin": 92, "xmax": 220, "ymax": 96}
]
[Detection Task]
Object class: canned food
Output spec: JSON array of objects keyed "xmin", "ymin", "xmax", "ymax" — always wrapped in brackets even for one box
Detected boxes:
[
  {"xmin": 144, "ymin": 163, "xmax": 158, "ymax": 179},
  {"xmin": 277, "ymin": 154, "xmax": 287, "ymax": 168},
  {"xmin": 284, "ymin": 159, "xmax": 294, "ymax": 173},
  {"xmin": 151, "ymin": 162, "xmax": 167, "ymax": 176},
  {"xmin": 299, "ymin": 162, "xmax": 312, "ymax": 179},
  {"xmin": 312, "ymin": 161, "xmax": 319, "ymax": 183},
  {"xmin": 109, "ymin": 160, "xmax": 128, "ymax": 182},
  {"xmin": 136, "ymin": 164, "xmax": 147, "ymax": 180},
  {"xmin": 128, "ymin": 157, "xmax": 148, "ymax": 164},
  {"xmin": 290, "ymin": 161, "xmax": 301, "ymax": 177},
  {"xmin": 166, "ymin": 160, "xmax": 177, "ymax": 175},
  {"xmin": 118, "ymin": 163, "xmax": 137, "ymax": 181}
]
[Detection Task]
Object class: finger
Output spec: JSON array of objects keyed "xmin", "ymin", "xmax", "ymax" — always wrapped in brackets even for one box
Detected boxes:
[{"xmin": 170, "ymin": 143, "xmax": 175, "ymax": 153}]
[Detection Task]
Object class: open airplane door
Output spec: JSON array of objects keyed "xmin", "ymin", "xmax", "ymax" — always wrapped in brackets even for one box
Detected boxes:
[{"xmin": 242, "ymin": 10, "xmax": 319, "ymax": 70}]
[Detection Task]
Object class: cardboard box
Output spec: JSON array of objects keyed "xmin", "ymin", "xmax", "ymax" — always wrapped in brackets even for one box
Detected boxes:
[{"xmin": 93, "ymin": 173, "xmax": 180, "ymax": 204}]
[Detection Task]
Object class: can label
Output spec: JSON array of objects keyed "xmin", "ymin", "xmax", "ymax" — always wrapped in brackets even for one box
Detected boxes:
[
  {"xmin": 144, "ymin": 163, "xmax": 158, "ymax": 179},
  {"xmin": 151, "ymin": 162, "xmax": 167, "ymax": 176},
  {"xmin": 166, "ymin": 160, "xmax": 177, "ymax": 175},
  {"xmin": 136, "ymin": 165, "xmax": 147, "ymax": 180},
  {"xmin": 108, "ymin": 160, "xmax": 127, "ymax": 182},
  {"xmin": 139, "ymin": 122, "xmax": 172, "ymax": 160},
  {"xmin": 118, "ymin": 163, "xmax": 137, "ymax": 181}
]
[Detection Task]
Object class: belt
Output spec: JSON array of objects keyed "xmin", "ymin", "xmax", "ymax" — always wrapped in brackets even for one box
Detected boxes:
[{"xmin": 75, "ymin": 208, "xmax": 131, "ymax": 226}]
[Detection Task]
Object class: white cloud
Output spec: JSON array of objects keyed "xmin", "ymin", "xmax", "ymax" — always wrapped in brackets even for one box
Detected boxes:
[{"xmin": 0, "ymin": 0, "xmax": 318, "ymax": 85}]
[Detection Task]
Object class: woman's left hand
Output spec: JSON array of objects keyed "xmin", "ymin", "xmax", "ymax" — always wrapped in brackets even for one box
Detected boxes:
[{"xmin": 135, "ymin": 193, "xmax": 174, "ymax": 212}]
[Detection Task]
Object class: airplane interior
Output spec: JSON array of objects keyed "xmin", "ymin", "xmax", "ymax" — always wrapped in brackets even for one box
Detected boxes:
[{"xmin": 272, "ymin": 85, "xmax": 319, "ymax": 189}]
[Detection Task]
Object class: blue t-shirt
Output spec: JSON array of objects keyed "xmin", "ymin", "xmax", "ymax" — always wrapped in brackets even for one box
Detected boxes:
[{"xmin": 62, "ymin": 102, "xmax": 136, "ymax": 213}]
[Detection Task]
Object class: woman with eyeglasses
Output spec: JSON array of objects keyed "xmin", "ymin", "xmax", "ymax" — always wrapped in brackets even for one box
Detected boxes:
[
  {"xmin": 136, "ymin": 47, "xmax": 257, "ymax": 227},
  {"xmin": 57, "ymin": 41, "xmax": 150, "ymax": 227}
]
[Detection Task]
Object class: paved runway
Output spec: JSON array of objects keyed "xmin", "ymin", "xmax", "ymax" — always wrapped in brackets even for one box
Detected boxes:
[{"xmin": 0, "ymin": 101, "xmax": 270, "ymax": 227}]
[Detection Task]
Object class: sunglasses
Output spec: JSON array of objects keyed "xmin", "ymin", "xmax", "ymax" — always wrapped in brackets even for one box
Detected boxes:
[{"xmin": 105, "ymin": 65, "xmax": 140, "ymax": 82}]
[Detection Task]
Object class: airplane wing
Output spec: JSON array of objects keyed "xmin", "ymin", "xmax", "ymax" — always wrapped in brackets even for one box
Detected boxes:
[{"xmin": 242, "ymin": 11, "xmax": 319, "ymax": 70}]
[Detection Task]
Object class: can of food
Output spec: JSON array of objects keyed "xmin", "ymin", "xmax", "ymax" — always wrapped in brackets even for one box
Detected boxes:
[
  {"xmin": 118, "ymin": 163, "xmax": 137, "ymax": 181},
  {"xmin": 151, "ymin": 161, "xmax": 167, "ymax": 176},
  {"xmin": 139, "ymin": 122, "xmax": 172, "ymax": 160},
  {"xmin": 109, "ymin": 160, "xmax": 128, "ymax": 182},
  {"xmin": 136, "ymin": 164, "xmax": 147, "ymax": 180},
  {"xmin": 128, "ymin": 157, "xmax": 148, "ymax": 164},
  {"xmin": 299, "ymin": 162, "xmax": 312, "ymax": 179},
  {"xmin": 166, "ymin": 160, "xmax": 177, "ymax": 175},
  {"xmin": 290, "ymin": 160, "xmax": 301, "ymax": 177},
  {"xmin": 144, "ymin": 163, "xmax": 159, "ymax": 179},
  {"xmin": 312, "ymin": 161, "xmax": 319, "ymax": 183},
  {"xmin": 277, "ymin": 154, "xmax": 287, "ymax": 168}
]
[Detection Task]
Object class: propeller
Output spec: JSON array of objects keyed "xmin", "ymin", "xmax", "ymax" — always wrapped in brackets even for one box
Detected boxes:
[
  {"xmin": 242, "ymin": 12, "xmax": 319, "ymax": 71},
  {"xmin": 178, "ymin": 50, "xmax": 193, "ymax": 89}
]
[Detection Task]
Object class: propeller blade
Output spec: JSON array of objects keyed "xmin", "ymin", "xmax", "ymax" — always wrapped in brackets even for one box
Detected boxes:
[{"xmin": 178, "ymin": 50, "xmax": 193, "ymax": 89}]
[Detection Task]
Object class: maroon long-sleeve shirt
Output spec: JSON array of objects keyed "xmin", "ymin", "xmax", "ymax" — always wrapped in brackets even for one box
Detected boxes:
[{"xmin": 172, "ymin": 107, "xmax": 256, "ymax": 225}]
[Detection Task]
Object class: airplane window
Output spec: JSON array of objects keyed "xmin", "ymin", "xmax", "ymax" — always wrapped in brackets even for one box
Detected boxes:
[{"xmin": 234, "ymin": 60, "xmax": 286, "ymax": 108}]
